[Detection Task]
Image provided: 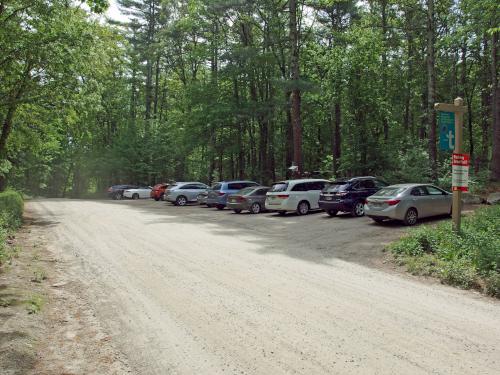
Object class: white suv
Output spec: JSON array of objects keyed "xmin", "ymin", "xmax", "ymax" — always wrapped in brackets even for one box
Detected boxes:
[{"xmin": 265, "ymin": 179, "xmax": 329, "ymax": 215}]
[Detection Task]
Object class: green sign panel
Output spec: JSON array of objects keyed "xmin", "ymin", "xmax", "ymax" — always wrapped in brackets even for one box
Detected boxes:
[{"xmin": 439, "ymin": 111, "xmax": 455, "ymax": 151}]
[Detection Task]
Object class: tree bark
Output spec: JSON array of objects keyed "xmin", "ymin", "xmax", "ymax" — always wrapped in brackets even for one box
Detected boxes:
[
  {"xmin": 426, "ymin": 0, "xmax": 437, "ymax": 182},
  {"xmin": 289, "ymin": 0, "xmax": 303, "ymax": 176},
  {"xmin": 491, "ymin": 30, "xmax": 500, "ymax": 181},
  {"xmin": 332, "ymin": 102, "xmax": 341, "ymax": 176}
]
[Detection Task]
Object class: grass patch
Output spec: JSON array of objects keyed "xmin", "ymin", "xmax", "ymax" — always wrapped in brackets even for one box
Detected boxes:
[
  {"xmin": 389, "ymin": 205, "xmax": 500, "ymax": 298},
  {"xmin": 25, "ymin": 295, "xmax": 44, "ymax": 314}
]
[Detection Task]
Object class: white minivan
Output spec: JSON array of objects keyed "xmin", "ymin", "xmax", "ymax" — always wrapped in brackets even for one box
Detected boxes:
[{"xmin": 265, "ymin": 179, "xmax": 329, "ymax": 215}]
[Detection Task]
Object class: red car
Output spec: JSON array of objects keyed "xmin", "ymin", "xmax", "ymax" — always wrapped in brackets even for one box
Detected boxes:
[{"xmin": 151, "ymin": 183, "xmax": 169, "ymax": 201}]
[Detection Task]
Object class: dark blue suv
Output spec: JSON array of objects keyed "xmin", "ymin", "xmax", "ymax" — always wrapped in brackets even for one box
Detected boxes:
[{"xmin": 318, "ymin": 177, "xmax": 387, "ymax": 217}]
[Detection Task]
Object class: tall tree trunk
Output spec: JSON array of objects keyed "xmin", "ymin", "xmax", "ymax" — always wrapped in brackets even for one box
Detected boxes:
[
  {"xmin": 153, "ymin": 54, "xmax": 161, "ymax": 117},
  {"xmin": 381, "ymin": 0, "xmax": 389, "ymax": 141},
  {"xmin": 426, "ymin": 0, "xmax": 437, "ymax": 181},
  {"xmin": 289, "ymin": 0, "xmax": 303, "ymax": 176},
  {"xmin": 491, "ymin": 30, "xmax": 500, "ymax": 181},
  {"xmin": 332, "ymin": 102, "xmax": 341, "ymax": 176},
  {"xmin": 403, "ymin": 4, "xmax": 414, "ymax": 134}
]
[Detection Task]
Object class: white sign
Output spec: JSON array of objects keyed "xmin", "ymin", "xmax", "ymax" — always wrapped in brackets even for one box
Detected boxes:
[{"xmin": 452, "ymin": 153, "xmax": 469, "ymax": 192}]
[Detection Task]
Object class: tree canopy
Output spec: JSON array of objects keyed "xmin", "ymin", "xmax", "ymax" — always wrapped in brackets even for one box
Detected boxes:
[{"xmin": 1, "ymin": 0, "xmax": 499, "ymax": 196}]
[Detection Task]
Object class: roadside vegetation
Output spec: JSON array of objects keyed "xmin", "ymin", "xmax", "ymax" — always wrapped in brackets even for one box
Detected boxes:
[
  {"xmin": 390, "ymin": 205, "xmax": 500, "ymax": 298},
  {"xmin": 0, "ymin": 190, "xmax": 24, "ymax": 266}
]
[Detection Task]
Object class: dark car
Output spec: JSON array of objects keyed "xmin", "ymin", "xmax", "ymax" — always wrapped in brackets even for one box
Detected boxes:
[
  {"xmin": 318, "ymin": 177, "xmax": 387, "ymax": 217},
  {"xmin": 107, "ymin": 185, "xmax": 138, "ymax": 200},
  {"xmin": 206, "ymin": 180, "xmax": 259, "ymax": 210},
  {"xmin": 226, "ymin": 186, "xmax": 270, "ymax": 214}
]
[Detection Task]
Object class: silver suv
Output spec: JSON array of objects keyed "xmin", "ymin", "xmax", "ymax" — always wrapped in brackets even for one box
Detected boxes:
[{"xmin": 165, "ymin": 182, "xmax": 209, "ymax": 206}]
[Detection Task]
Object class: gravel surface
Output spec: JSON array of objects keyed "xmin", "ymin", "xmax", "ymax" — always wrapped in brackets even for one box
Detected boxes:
[{"xmin": 27, "ymin": 199, "xmax": 500, "ymax": 374}]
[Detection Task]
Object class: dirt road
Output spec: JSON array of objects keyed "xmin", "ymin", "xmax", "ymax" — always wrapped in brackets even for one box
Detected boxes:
[{"xmin": 27, "ymin": 199, "xmax": 500, "ymax": 374}]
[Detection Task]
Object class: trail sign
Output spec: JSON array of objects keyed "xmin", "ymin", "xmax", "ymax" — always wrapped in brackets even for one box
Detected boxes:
[
  {"xmin": 439, "ymin": 111, "xmax": 455, "ymax": 151},
  {"xmin": 435, "ymin": 97, "xmax": 467, "ymax": 232},
  {"xmin": 452, "ymin": 153, "xmax": 469, "ymax": 192}
]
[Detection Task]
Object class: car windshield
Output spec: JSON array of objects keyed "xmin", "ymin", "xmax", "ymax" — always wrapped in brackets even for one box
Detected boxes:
[
  {"xmin": 237, "ymin": 187, "xmax": 256, "ymax": 195},
  {"xmin": 211, "ymin": 183, "xmax": 222, "ymax": 190},
  {"xmin": 324, "ymin": 181, "xmax": 349, "ymax": 192},
  {"xmin": 270, "ymin": 182, "xmax": 288, "ymax": 192},
  {"xmin": 374, "ymin": 187, "xmax": 407, "ymax": 197}
]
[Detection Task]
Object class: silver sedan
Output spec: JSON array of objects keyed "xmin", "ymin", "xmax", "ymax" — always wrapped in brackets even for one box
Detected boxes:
[{"xmin": 365, "ymin": 184, "xmax": 452, "ymax": 225}]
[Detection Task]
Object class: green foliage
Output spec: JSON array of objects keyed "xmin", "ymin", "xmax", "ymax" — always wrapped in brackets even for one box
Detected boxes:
[
  {"xmin": 0, "ymin": 190, "xmax": 23, "ymax": 266},
  {"xmin": 0, "ymin": 190, "xmax": 24, "ymax": 230},
  {"xmin": 390, "ymin": 205, "xmax": 500, "ymax": 297}
]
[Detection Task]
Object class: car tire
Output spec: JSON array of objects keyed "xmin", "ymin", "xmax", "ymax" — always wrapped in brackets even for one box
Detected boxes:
[
  {"xmin": 216, "ymin": 204, "xmax": 225, "ymax": 210},
  {"xmin": 154, "ymin": 197, "xmax": 160, "ymax": 201},
  {"xmin": 371, "ymin": 217, "xmax": 385, "ymax": 224},
  {"xmin": 297, "ymin": 201, "xmax": 310, "ymax": 215},
  {"xmin": 403, "ymin": 208, "xmax": 418, "ymax": 226},
  {"xmin": 233, "ymin": 209, "xmax": 242, "ymax": 214},
  {"xmin": 250, "ymin": 202, "xmax": 261, "ymax": 214},
  {"xmin": 175, "ymin": 195, "xmax": 187, "ymax": 206},
  {"xmin": 351, "ymin": 201, "xmax": 365, "ymax": 217},
  {"xmin": 207, "ymin": 204, "xmax": 213, "ymax": 208},
  {"xmin": 132, "ymin": 193, "xmax": 139, "ymax": 200},
  {"xmin": 327, "ymin": 209, "xmax": 338, "ymax": 217},
  {"xmin": 115, "ymin": 193, "xmax": 123, "ymax": 200}
]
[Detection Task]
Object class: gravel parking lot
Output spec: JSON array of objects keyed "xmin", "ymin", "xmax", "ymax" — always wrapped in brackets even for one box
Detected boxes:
[{"xmin": 26, "ymin": 199, "xmax": 500, "ymax": 375}]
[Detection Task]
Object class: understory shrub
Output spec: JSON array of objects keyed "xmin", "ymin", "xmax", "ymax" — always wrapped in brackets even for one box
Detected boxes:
[
  {"xmin": 0, "ymin": 190, "xmax": 24, "ymax": 265},
  {"xmin": 389, "ymin": 205, "xmax": 500, "ymax": 297}
]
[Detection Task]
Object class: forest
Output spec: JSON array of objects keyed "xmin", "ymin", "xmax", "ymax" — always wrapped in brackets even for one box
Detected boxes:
[{"xmin": 0, "ymin": 0, "xmax": 499, "ymax": 197}]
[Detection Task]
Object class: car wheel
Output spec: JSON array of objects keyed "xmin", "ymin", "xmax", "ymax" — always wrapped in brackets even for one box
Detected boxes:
[
  {"xmin": 371, "ymin": 217, "xmax": 385, "ymax": 224},
  {"xmin": 154, "ymin": 197, "xmax": 160, "ymax": 201},
  {"xmin": 216, "ymin": 204, "xmax": 225, "ymax": 210},
  {"xmin": 297, "ymin": 201, "xmax": 310, "ymax": 215},
  {"xmin": 207, "ymin": 204, "xmax": 213, "ymax": 208},
  {"xmin": 176, "ymin": 196, "xmax": 187, "ymax": 206},
  {"xmin": 351, "ymin": 201, "xmax": 365, "ymax": 217},
  {"xmin": 250, "ymin": 202, "xmax": 261, "ymax": 214},
  {"xmin": 132, "ymin": 193, "xmax": 139, "ymax": 200},
  {"xmin": 233, "ymin": 209, "xmax": 242, "ymax": 214},
  {"xmin": 327, "ymin": 209, "xmax": 338, "ymax": 217},
  {"xmin": 115, "ymin": 193, "xmax": 123, "ymax": 200},
  {"xmin": 403, "ymin": 208, "xmax": 418, "ymax": 226}
]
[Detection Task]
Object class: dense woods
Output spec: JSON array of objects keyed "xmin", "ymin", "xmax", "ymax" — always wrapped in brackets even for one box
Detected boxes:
[{"xmin": 0, "ymin": 0, "xmax": 498, "ymax": 196}]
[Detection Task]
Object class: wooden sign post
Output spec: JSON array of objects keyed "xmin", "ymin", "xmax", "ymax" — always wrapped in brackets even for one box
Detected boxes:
[{"xmin": 434, "ymin": 97, "xmax": 467, "ymax": 232}]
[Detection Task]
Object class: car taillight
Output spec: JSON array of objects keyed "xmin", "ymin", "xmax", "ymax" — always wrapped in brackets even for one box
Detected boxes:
[
  {"xmin": 237, "ymin": 196, "xmax": 246, "ymax": 202},
  {"xmin": 277, "ymin": 194, "xmax": 289, "ymax": 199},
  {"xmin": 218, "ymin": 192, "xmax": 225, "ymax": 196},
  {"xmin": 386, "ymin": 199, "xmax": 400, "ymax": 206}
]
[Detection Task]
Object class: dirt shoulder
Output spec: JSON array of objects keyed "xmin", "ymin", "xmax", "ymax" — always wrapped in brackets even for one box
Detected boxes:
[{"xmin": 0, "ymin": 213, "xmax": 132, "ymax": 375}]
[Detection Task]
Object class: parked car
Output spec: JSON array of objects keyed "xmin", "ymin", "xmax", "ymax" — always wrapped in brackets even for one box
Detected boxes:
[
  {"xmin": 197, "ymin": 191, "xmax": 208, "ymax": 205},
  {"xmin": 165, "ymin": 182, "xmax": 209, "ymax": 206},
  {"xmin": 365, "ymin": 183, "xmax": 452, "ymax": 225},
  {"xmin": 319, "ymin": 176, "xmax": 387, "ymax": 217},
  {"xmin": 206, "ymin": 181, "xmax": 259, "ymax": 210},
  {"xmin": 265, "ymin": 179, "xmax": 329, "ymax": 215},
  {"xmin": 227, "ymin": 186, "xmax": 270, "ymax": 214},
  {"xmin": 107, "ymin": 185, "xmax": 138, "ymax": 200},
  {"xmin": 123, "ymin": 186, "xmax": 152, "ymax": 200},
  {"xmin": 151, "ymin": 183, "xmax": 169, "ymax": 201}
]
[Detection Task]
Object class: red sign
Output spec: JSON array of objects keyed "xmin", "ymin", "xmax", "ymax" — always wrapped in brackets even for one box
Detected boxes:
[
  {"xmin": 452, "ymin": 153, "xmax": 470, "ymax": 166},
  {"xmin": 451, "ymin": 153, "xmax": 469, "ymax": 192}
]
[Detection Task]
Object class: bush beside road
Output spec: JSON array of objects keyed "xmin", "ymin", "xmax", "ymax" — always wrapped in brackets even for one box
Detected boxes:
[
  {"xmin": 0, "ymin": 190, "xmax": 23, "ymax": 265},
  {"xmin": 390, "ymin": 205, "xmax": 500, "ymax": 298}
]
